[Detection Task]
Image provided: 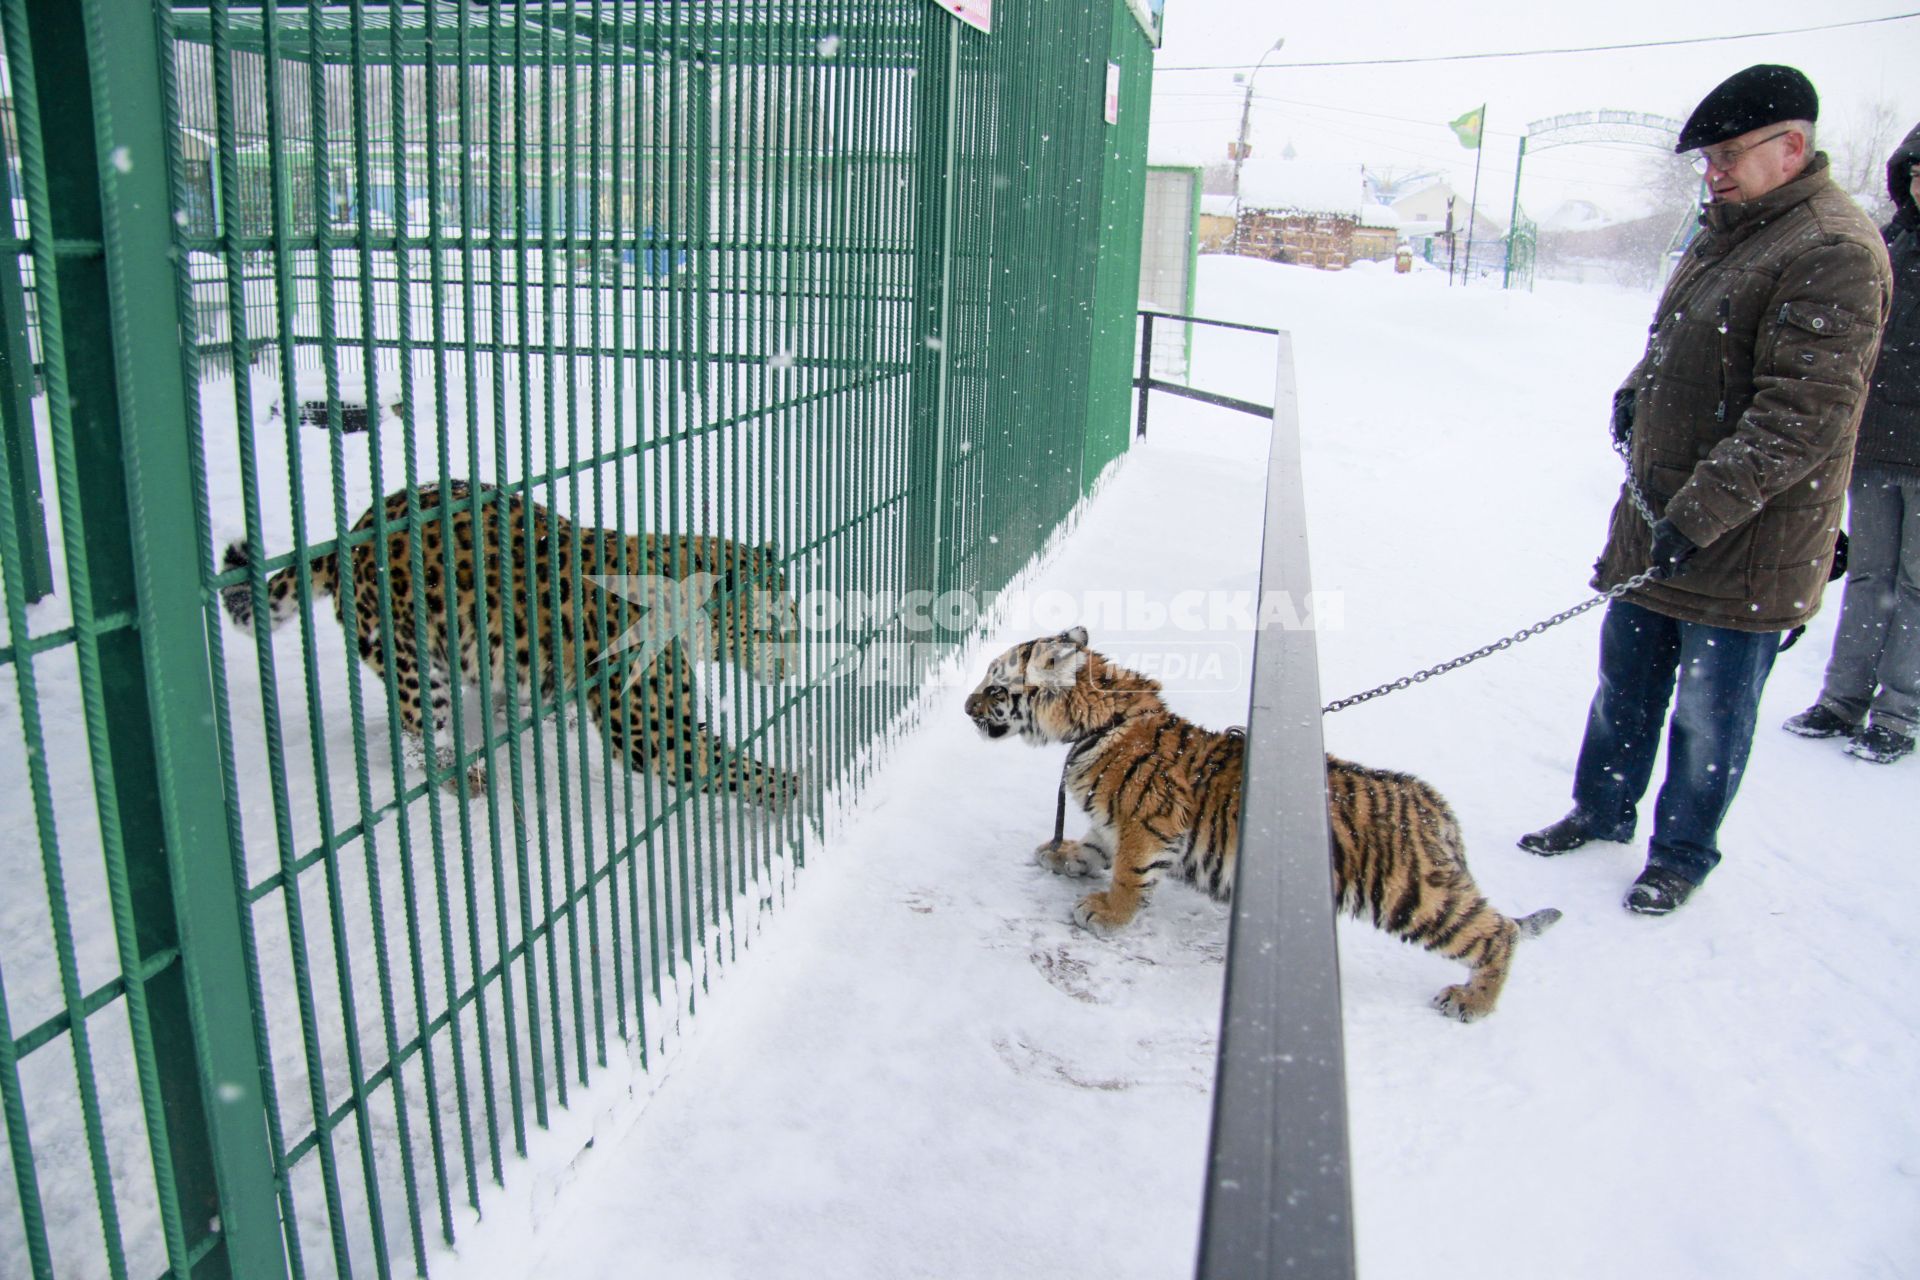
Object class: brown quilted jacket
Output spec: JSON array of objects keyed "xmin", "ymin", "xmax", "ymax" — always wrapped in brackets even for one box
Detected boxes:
[{"xmin": 1593, "ymin": 154, "xmax": 1894, "ymax": 631}]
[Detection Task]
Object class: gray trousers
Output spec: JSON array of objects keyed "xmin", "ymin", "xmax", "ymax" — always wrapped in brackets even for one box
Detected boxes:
[{"xmin": 1818, "ymin": 465, "xmax": 1920, "ymax": 736}]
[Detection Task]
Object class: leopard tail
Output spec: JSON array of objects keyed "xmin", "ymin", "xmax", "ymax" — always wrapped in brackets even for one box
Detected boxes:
[{"xmin": 220, "ymin": 538, "xmax": 339, "ymax": 632}]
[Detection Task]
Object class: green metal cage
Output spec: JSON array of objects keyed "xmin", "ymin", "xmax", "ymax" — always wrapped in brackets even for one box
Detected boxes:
[{"xmin": 0, "ymin": 3, "xmax": 1155, "ymax": 1278}]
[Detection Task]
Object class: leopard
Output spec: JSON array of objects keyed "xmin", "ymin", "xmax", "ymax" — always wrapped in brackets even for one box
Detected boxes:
[{"xmin": 220, "ymin": 479, "xmax": 797, "ymax": 806}]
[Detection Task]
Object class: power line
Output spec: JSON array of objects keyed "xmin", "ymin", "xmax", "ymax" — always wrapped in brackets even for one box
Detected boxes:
[
  {"xmin": 1159, "ymin": 88, "xmax": 1530, "ymax": 140},
  {"xmin": 1156, "ymin": 11, "xmax": 1920, "ymax": 72},
  {"xmin": 1158, "ymin": 91, "xmax": 1684, "ymax": 176}
]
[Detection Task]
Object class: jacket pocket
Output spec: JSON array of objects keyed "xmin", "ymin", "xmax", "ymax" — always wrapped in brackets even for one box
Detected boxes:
[
  {"xmin": 1776, "ymin": 300, "xmax": 1857, "ymax": 336},
  {"xmin": 1768, "ymin": 299, "xmax": 1873, "ymax": 385},
  {"xmin": 1752, "ymin": 497, "xmax": 1843, "ymax": 570}
]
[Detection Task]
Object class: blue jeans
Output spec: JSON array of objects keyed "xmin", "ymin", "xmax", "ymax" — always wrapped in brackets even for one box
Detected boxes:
[{"xmin": 1570, "ymin": 600, "xmax": 1781, "ymax": 884}]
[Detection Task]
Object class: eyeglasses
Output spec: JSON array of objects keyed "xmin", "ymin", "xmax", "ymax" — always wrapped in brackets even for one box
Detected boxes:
[{"xmin": 1691, "ymin": 129, "xmax": 1794, "ymax": 175}]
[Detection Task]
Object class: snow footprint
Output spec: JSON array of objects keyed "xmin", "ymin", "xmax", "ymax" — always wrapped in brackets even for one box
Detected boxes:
[
  {"xmin": 989, "ymin": 1030, "xmax": 1212, "ymax": 1093},
  {"xmin": 1028, "ymin": 943, "xmax": 1103, "ymax": 1003},
  {"xmin": 990, "ymin": 1032, "xmax": 1133, "ymax": 1092}
]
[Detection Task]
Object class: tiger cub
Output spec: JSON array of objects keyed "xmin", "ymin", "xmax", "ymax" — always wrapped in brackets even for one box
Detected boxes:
[{"xmin": 964, "ymin": 627, "xmax": 1560, "ymax": 1020}]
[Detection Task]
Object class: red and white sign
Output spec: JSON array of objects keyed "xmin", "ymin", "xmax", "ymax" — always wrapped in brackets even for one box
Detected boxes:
[
  {"xmin": 1105, "ymin": 62, "xmax": 1121, "ymax": 124},
  {"xmin": 933, "ymin": 0, "xmax": 991, "ymax": 34}
]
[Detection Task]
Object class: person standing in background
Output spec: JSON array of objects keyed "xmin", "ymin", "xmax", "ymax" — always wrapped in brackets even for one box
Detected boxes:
[{"xmin": 1782, "ymin": 122, "xmax": 1920, "ymax": 765}]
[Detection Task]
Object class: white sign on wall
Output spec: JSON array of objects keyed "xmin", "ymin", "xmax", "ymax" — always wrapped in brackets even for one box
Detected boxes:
[{"xmin": 933, "ymin": 0, "xmax": 991, "ymax": 34}]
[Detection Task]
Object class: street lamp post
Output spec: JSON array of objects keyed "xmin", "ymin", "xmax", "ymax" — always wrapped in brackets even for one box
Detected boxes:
[{"xmin": 1229, "ymin": 36, "xmax": 1286, "ymax": 254}]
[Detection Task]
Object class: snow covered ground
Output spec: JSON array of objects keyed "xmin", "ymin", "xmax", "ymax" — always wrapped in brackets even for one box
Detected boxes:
[
  {"xmin": 5, "ymin": 251, "xmax": 1913, "ymax": 1280},
  {"xmin": 437, "ymin": 256, "xmax": 1920, "ymax": 1280}
]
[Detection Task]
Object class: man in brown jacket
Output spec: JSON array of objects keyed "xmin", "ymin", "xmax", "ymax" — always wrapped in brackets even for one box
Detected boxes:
[{"xmin": 1519, "ymin": 65, "xmax": 1894, "ymax": 915}]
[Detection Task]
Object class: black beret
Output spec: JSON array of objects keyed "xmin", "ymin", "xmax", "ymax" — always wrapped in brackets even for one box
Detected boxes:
[{"xmin": 1674, "ymin": 64, "xmax": 1818, "ymax": 153}]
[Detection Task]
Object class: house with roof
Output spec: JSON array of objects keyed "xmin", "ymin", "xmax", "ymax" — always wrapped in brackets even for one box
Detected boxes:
[
  {"xmin": 1387, "ymin": 179, "xmax": 1511, "ymax": 266},
  {"xmin": 1232, "ymin": 159, "xmax": 1401, "ymax": 269},
  {"xmin": 1389, "ymin": 180, "xmax": 1506, "ymax": 239}
]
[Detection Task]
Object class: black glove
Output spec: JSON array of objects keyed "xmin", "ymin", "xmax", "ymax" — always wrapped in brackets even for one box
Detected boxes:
[
  {"xmin": 1610, "ymin": 388, "xmax": 1636, "ymax": 447},
  {"xmin": 1648, "ymin": 517, "xmax": 1697, "ymax": 581}
]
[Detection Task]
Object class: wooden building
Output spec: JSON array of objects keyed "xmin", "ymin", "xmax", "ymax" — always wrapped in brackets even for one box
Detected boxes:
[{"xmin": 1232, "ymin": 159, "xmax": 1401, "ymax": 269}]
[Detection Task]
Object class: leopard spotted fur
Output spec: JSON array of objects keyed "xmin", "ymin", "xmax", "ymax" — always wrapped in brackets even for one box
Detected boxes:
[{"xmin": 221, "ymin": 480, "xmax": 796, "ymax": 805}]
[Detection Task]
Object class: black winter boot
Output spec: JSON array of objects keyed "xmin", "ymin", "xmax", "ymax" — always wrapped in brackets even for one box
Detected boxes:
[
  {"xmin": 1518, "ymin": 809, "xmax": 1630, "ymax": 856},
  {"xmin": 1845, "ymin": 724, "xmax": 1915, "ymax": 764},
  {"xmin": 1781, "ymin": 704, "xmax": 1856, "ymax": 739},
  {"xmin": 1625, "ymin": 866, "xmax": 1697, "ymax": 916}
]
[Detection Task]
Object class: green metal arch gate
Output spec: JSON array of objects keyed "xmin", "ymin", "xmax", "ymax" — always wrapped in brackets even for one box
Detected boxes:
[{"xmin": 0, "ymin": 3, "xmax": 1156, "ymax": 1277}]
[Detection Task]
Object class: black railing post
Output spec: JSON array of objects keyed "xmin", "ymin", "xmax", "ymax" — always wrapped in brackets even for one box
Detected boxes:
[
  {"xmin": 1133, "ymin": 310, "xmax": 1283, "ymax": 424},
  {"xmin": 1135, "ymin": 309, "xmax": 1155, "ymax": 437}
]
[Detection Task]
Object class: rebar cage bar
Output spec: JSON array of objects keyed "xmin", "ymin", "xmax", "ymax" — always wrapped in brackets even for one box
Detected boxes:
[{"xmin": 0, "ymin": 3, "xmax": 1156, "ymax": 1277}]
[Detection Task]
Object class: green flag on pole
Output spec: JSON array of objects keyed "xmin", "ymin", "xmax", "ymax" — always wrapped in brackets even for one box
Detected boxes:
[{"xmin": 1449, "ymin": 106, "xmax": 1485, "ymax": 149}]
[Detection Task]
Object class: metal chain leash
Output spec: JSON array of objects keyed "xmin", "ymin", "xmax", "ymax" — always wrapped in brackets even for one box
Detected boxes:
[
  {"xmin": 1321, "ymin": 565, "xmax": 1662, "ymax": 713},
  {"xmin": 1612, "ymin": 430, "xmax": 1661, "ymax": 528},
  {"xmin": 1323, "ymin": 433, "xmax": 1663, "ymax": 715}
]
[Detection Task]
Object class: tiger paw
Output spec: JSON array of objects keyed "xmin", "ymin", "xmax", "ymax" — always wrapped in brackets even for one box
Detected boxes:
[
  {"xmin": 1035, "ymin": 838, "xmax": 1102, "ymax": 878},
  {"xmin": 1431, "ymin": 984, "xmax": 1493, "ymax": 1023},
  {"xmin": 1071, "ymin": 890, "xmax": 1137, "ymax": 937}
]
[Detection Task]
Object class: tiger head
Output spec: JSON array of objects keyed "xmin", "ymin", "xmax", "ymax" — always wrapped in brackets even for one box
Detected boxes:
[
  {"xmin": 965, "ymin": 627, "xmax": 1164, "ymax": 745},
  {"xmin": 964, "ymin": 627, "xmax": 1090, "ymax": 743}
]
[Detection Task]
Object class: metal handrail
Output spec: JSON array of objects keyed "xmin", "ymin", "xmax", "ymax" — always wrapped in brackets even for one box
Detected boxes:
[
  {"xmin": 1134, "ymin": 309, "xmax": 1282, "ymax": 434},
  {"xmin": 1190, "ymin": 328, "xmax": 1357, "ymax": 1279}
]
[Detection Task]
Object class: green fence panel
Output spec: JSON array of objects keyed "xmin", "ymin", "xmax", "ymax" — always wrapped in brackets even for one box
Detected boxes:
[
  {"xmin": 1087, "ymin": 3, "xmax": 1156, "ymax": 481},
  {"xmin": 0, "ymin": 4, "xmax": 1155, "ymax": 1277},
  {"xmin": 0, "ymin": 1, "xmax": 290, "ymax": 1278}
]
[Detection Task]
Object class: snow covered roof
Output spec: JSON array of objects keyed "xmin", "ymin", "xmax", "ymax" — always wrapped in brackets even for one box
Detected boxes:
[
  {"xmin": 1392, "ymin": 179, "xmax": 1455, "ymax": 208},
  {"xmin": 1540, "ymin": 198, "xmax": 1615, "ymax": 232},
  {"xmin": 1358, "ymin": 202, "xmax": 1401, "ymax": 229},
  {"xmin": 1236, "ymin": 159, "xmax": 1365, "ymax": 217},
  {"xmin": 1199, "ymin": 194, "xmax": 1238, "ymax": 218}
]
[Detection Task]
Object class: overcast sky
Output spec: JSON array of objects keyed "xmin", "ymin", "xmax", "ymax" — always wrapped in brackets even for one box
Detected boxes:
[{"xmin": 1146, "ymin": 2, "xmax": 1920, "ymax": 220}]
